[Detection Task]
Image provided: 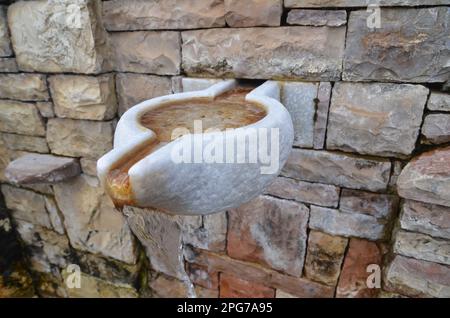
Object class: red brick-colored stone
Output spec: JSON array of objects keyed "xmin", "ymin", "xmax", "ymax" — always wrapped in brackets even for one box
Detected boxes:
[
  {"xmin": 227, "ymin": 195, "xmax": 308, "ymax": 277},
  {"xmin": 219, "ymin": 273, "xmax": 275, "ymax": 298},
  {"xmin": 336, "ymin": 238, "xmax": 382, "ymax": 298},
  {"xmin": 186, "ymin": 247, "xmax": 334, "ymax": 298}
]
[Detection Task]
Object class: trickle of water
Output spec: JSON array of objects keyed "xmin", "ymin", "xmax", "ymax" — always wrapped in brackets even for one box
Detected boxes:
[{"xmin": 179, "ymin": 244, "xmax": 197, "ymax": 299}]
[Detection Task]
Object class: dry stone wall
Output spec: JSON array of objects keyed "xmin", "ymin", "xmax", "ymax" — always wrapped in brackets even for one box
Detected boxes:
[{"xmin": 0, "ymin": 0, "xmax": 449, "ymax": 298}]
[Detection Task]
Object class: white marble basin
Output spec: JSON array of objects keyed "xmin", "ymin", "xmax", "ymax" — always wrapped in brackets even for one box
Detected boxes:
[{"xmin": 97, "ymin": 80, "xmax": 294, "ymax": 215}]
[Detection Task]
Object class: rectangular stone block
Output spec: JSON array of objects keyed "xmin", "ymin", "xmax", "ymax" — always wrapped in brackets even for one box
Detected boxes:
[
  {"xmin": 281, "ymin": 149, "xmax": 391, "ymax": 191},
  {"xmin": 400, "ymin": 200, "xmax": 450, "ymax": 240},
  {"xmin": 421, "ymin": 114, "xmax": 450, "ymax": 145},
  {"xmin": 0, "ymin": 100, "xmax": 46, "ymax": 136},
  {"xmin": 327, "ymin": 82, "xmax": 428, "ymax": 157},
  {"xmin": 385, "ymin": 255, "xmax": 450, "ymax": 298},
  {"xmin": 103, "ymin": 0, "xmax": 225, "ymax": 31},
  {"xmin": 280, "ymin": 81, "xmax": 318, "ymax": 148},
  {"xmin": 181, "ymin": 77, "xmax": 224, "ymax": 93},
  {"xmin": 220, "ymin": 273, "xmax": 275, "ymax": 298},
  {"xmin": 8, "ymin": 0, "xmax": 110, "ymax": 73},
  {"xmin": 182, "ymin": 27, "xmax": 346, "ymax": 80},
  {"xmin": 304, "ymin": 231, "xmax": 347, "ymax": 286},
  {"xmin": 343, "ymin": 8, "xmax": 450, "ymax": 82},
  {"xmin": 0, "ymin": 58, "xmax": 18, "ymax": 72},
  {"xmin": 0, "ymin": 5, "xmax": 11, "ymax": 56},
  {"xmin": 53, "ymin": 175, "xmax": 138, "ymax": 264},
  {"xmin": 394, "ymin": 230, "xmax": 450, "ymax": 266},
  {"xmin": 116, "ymin": 73, "xmax": 172, "ymax": 116},
  {"xmin": 111, "ymin": 31, "xmax": 181, "ymax": 75},
  {"xmin": 47, "ymin": 118, "xmax": 113, "ymax": 159},
  {"xmin": 427, "ymin": 92, "xmax": 450, "ymax": 112},
  {"xmin": 227, "ymin": 195, "xmax": 309, "ymax": 277},
  {"xmin": 49, "ymin": 74, "xmax": 117, "ymax": 120},
  {"xmin": 336, "ymin": 238, "xmax": 382, "ymax": 298},
  {"xmin": 309, "ymin": 205, "xmax": 389, "ymax": 241},
  {"xmin": 224, "ymin": 0, "xmax": 282, "ymax": 27},
  {"xmin": 287, "ymin": 9, "xmax": 347, "ymax": 27},
  {"xmin": 340, "ymin": 189, "xmax": 399, "ymax": 219},
  {"xmin": 265, "ymin": 177, "xmax": 339, "ymax": 208},
  {"xmin": 285, "ymin": 0, "xmax": 450, "ymax": 7},
  {"xmin": 0, "ymin": 74, "xmax": 48, "ymax": 101},
  {"xmin": 1, "ymin": 133, "xmax": 49, "ymax": 153},
  {"xmin": 185, "ymin": 247, "xmax": 334, "ymax": 297},
  {"xmin": 1, "ymin": 185, "xmax": 52, "ymax": 230}
]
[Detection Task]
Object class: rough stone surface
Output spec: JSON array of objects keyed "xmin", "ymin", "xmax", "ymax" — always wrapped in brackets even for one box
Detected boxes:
[
  {"xmin": 276, "ymin": 290, "xmax": 297, "ymax": 298},
  {"xmin": 61, "ymin": 270, "xmax": 138, "ymax": 298},
  {"xmin": 220, "ymin": 273, "xmax": 275, "ymax": 298},
  {"xmin": 285, "ymin": 0, "xmax": 450, "ymax": 6},
  {"xmin": 36, "ymin": 102, "xmax": 54, "ymax": 118},
  {"xmin": 280, "ymin": 81, "xmax": 318, "ymax": 148},
  {"xmin": 0, "ymin": 58, "xmax": 18, "ymax": 72},
  {"xmin": 1, "ymin": 133, "xmax": 48, "ymax": 154},
  {"xmin": 53, "ymin": 175, "xmax": 137, "ymax": 264},
  {"xmin": 1, "ymin": 185, "xmax": 52, "ymax": 230},
  {"xmin": 282, "ymin": 149, "xmax": 391, "ymax": 192},
  {"xmin": 224, "ymin": 0, "xmax": 282, "ymax": 27},
  {"xmin": 421, "ymin": 114, "xmax": 450, "ymax": 145},
  {"xmin": 148, "ymin": 274, "xmax": 218, "ymax": 298},
  {"xmin": 336, "ymin": 238, "xmax": 382, "ymax": 298},
  {"xmin": 44, "ymin": 197, "xmax": 65, "ymax": 235},
  {"xmin": 385, "ymin": 255, "xmax": 450, "ymax": 298},
  {"xmin": 15, "ymin": 220, "xmax": 71, "ymax": 270},
  {"xmin": 5, "ymin": 153, "xmax": 81, "ymax": 185},
  {"xmin": 182, "ymin": 26, "xmax": 346, "ymax": 80},
  {"xmin": 0, "ymin": 74, "xmax": 48, "ymax": 101},
  {"xmin": 0, "ymin": 136, "xmax": 9, "ymax": 181},
  {"xmin": 49, "ymin": 74, "xmax": 117, "ymax": 120},
  {"xmin": 427, "ymin": 92, "xmax": 450, "ymax": 112},
  {"xmin": 47, "ymin": 118, "xmax": 114, "ymax": 159},
  {"xmin": 75, "ymin": 251, "xmax": 141, "ymax": 286},
  {"xmin": 287, "ymin": 9, "xmax": 346, "ymax": 27},
  {"xmin": 313, "ymin": 82, "xmax": 331, "ymax": 149},
  {"xmin": 181, "ymin": 77, "xmax": 224, "ymax": 92},
  {"xmin": 103, "ymin": 0, "xmax": 225, "ymax": 31},
  {"xmin": 400, "ymin": 200, "xmax": 450, "ymax": 240},
  {"xmin": 8, "ymin": 0, "xmax": 110, "ymax": 73},
  {"xmin": 111, "ymin": 31, "xmax": 180, "ymax": 75},
  {"xmin": 186, "ymin": 247, "xmax": 334, "ymax": 297},
  {"xmin": 116, "ymin": 73, "xmax": 172, "ymax": 116},
  {"xmin": 327, "ymin": 83, "xmax": 428, "ymax": 157},
  {"xmin": 183, "ymin": 212, "xmax": 228, "ymax": 253},
  {"xmin": 187, "ymin": 262, "xmax": 219, "ymax": 290},
  {"xmin": 343, "ymin": 8, "xmax": 450, "ymax": 82},
  {"xmin": 227, "ymin": 195, "xmax": 309, "ymax": 277},
  {"xmin": 309, "ymin": 205, "xmax": 390, "ymax": 241},
  {"xmin": 397, "ymin": 147, "xmax": 450, "ymax": 207},
  {"xmin": 123, "ymin": 206, "xmax": 186, "ymax": 280},
  {"xmin": 0, "ymin": 5, "xmax": 11, "ymax": 57},
  {"xmin": 266, "ymin": 177, "xmax": 339, "ymax": 208},
  {"xmin": 304, "ymin": 231, "xmax": 348, "ymax": 286},
  {"xmin": 394, "ymin": 230, "xmax": 450, "ymax": 266},
  {"xmin": 340, "ymin": 189, "xmax": 399, "ymax": 219},
  {"xmin": 80, "ymin": 158, "xmax": 97, "ymax": 176},
  {"xmin": 0, "ymin": 100, "xmax": 45, "ymax": 136}
]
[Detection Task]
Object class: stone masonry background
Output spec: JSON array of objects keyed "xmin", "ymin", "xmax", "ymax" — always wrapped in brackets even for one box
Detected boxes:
[{"xmin": 0, "ymin": 0, "xmax": 449, "ymax": 298}]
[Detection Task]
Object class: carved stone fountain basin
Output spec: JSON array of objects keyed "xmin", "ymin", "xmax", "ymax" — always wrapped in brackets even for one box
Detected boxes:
[{"xmin": 97, "ymin": 80, "xmax": 294, "ymax": 215}]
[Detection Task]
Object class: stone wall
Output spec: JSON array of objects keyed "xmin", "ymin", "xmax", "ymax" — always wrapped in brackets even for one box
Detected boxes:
[{"xmin": 0, "ymin": 0, "xmax": 449, "ymax": 298}]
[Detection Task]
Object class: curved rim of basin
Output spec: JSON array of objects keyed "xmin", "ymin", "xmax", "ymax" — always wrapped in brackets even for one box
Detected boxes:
[{"xmin": 97, "ymin": 79, "xmax": 292, "ymax": 212}]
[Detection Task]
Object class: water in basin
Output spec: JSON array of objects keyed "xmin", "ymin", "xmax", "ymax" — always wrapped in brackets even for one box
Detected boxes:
[{"xmin": 105, "ymin": 88, "xmax": 266, "ymax": 210}]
